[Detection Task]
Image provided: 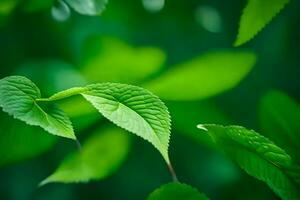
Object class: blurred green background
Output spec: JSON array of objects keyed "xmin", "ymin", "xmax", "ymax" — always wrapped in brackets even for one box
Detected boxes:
[{"xmin": 0, "ymin": 0, "xmax": 300, "ymax": 199}]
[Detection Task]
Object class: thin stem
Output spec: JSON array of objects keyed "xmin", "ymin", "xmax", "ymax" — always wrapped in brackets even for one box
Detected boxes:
[
  {"xmin": 167, "ymin": 162, "xmax": 178, "ymax": 182},
  {"xmin": 36, "ymin": 98, "xmax": 51, "ymax": 102},
  {"xmin": 36, "ymin": 87, "xmax": 87, "ymax": 102}
]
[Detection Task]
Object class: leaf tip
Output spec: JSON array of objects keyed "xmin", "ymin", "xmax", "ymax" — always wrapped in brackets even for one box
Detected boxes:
[
  {"xmin": 38, "ymin": 179, "xmax": 50, "ymax": 187},
  {"xmin": 61, "ymin": 130, "xmax": 77, "ymax": 140},
  {"xmin": 197, "ymin": 124, "xmax": 208, "ymax": 131},
  {"xmin": 234, "ymin": 0, "xmax": 290, "ymax": 47},
  {"xmin": 233, "ymin": 39, "xmax": 243, "ymax": 47},
  {"xmin": 69, "ymin": 134, "xmax": 77, "ymax": 140}
]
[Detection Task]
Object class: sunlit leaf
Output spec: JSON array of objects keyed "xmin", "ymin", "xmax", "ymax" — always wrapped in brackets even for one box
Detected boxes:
[
  {"xmin": 259, "ymin": 90, "xmax": 300, "ymax": 161},
  {"xmin": 0, "ymin": 111, "xmax": 57, "ymax": 167},
  {"xmin": 1, "ymin": 76, "xmax": 171, "ymax": 163},
  {"xmin": 144, "ymin": 51, "xmax": 256, "ymax": 101},
  {"xmin": 147, "ymin": 182, "xmax": 209, "ymax": 200},
  {"xmin": 82, "ymin": 83, "xmax": 171, "ymax": 163},
  {"xmin": 197, "ymin": 124, "xmax": 300, "ymax": 200},
  {"xmin": 40, "ymin": 126, "xmax": 130, "ymax": 185},
  {"xmin": 234, "ymin": 0, "xmax": 290, "ymax": 46},
  {"xmin": 65, "ymin": 0, "xmax": 108, "ymax": 16},
  {"xmin": 81, "ymin": 36, "xmax": 166, "ymax": 83},
  {"xmin": 0, "ymin": 76, "xmax": 75, "ymax": 139}
]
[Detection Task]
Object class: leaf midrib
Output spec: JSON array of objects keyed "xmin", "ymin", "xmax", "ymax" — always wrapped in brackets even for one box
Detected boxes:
[
  {"xmin": 90, "ymin": 92, "xmax": 165, "ymax": 147},
  {"xmin": 225, "ymin": 137, "xmax": 300, "ymax": 189},
  {"xmin": 118, "ymin": 101, "xmax": 165, "ymax": 148},
  {"xmin": 7, "ymin": 80, "xmax": 39, "ymax": 101}
]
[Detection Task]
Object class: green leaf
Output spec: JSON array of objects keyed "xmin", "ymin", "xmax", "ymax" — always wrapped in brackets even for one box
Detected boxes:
[
  {"xmin": 144, "ymin": 51, "xmax": 256, "ymax": 101},
  {"xmin": 147, "ymin": 182, "xmax": 209, "ymax": 200},
  {"xmin": 0, "ymin": 111, "xmax": 57, "ymax": 167},
  {"xmin": 81, "ymin": 83, "xmax": 171, "ymax": 163},
  {"xmin": 259, "ymin": 90, "xmax": 300, "ymax": 161},
  {"xmin": 65, "ymin": 0, "xmax": 108, "ymax": 16},
  {"xmin": 40, "ymin": 126, "xmax": 130, "ymax": 185},
  {"xmin": 0, "ymin": 76, "xmax": 171, "ymax": 163},
  {"xmin": 0, "ymin": 76, "xmax": 75, "ymax": 139},
  {"xmin": 81, "ymin": 36, "xmax": 166, "ymax": 83},
  {"xmin": 197, "ymin": 124, "xmax": 300, "ymax": 200},
  {"xmin": 234, "ymin": 0, "xmax": 290, "ymax": 46}
]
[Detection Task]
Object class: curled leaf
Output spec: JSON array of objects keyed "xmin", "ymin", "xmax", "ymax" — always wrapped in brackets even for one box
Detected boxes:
[{"xmin": 0, "ymin": 76, "xmax": 75, "ymax": 139}]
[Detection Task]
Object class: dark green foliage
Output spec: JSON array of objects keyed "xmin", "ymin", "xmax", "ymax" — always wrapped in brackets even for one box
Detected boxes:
[{"xmin": 0, "ymin": 0, "xmax": 299, "ymax": 199}]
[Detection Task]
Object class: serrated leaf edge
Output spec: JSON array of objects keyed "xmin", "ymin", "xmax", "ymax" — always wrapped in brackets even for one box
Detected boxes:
[{"xmin": 234, "ymin": 0, "xmax": 290, "ymax": 46}]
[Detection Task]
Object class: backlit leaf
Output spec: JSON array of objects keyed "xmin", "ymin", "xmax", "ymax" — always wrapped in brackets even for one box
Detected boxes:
[
  {"xmin": 234, "ymin": 0, "xmax": 290, "ymax": 46},
  {"xmin": 82, "ymin": 83, "xmax": 171, "ymax": 163},
  {"xmin": 40, "ymin": 126, "xmax": 130, "ymax": 185},
  {"xmin": 1, "ymin": 76, "xmax": 171, "ymax": 163},
  {"xmin": 82, "ymin": 36, "xmax": 166, "ymax": 83},
  {"xmin": 197, "ymin": 124, "xmax": 300, "ymax": 200},
  {"xmin": 144, "ymin": 51, "xmax": 256, "ymax": 101},
  {"xmin": 0, "ymin": 76, "xmax": 75, "ymax": 139}
]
